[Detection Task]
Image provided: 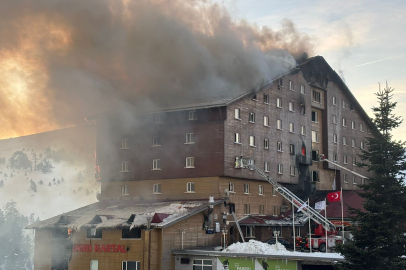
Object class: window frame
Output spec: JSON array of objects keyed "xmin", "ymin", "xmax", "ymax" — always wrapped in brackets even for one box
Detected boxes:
[
  {"xmin": 289, "ymin": 122, "xmax": 295, "ymax": 133},
  {"xmin": 264, "ymin": 116, "xmax": 270, "ymax": 127},
  {"xmin": 249, "ymin": 112, "xmax": 255, "ymax": 123},
  {"xmin": 300, "ymin": 85, "xmax": 305, "ymax": 94},
  {"xmin": 186, "ymin": 182, "xmax": 195, "ymax": 193},
  {"xmin": 121, "ymin": 138, "xmax": 129, "ymax": 149},
  {"xmin": 277, "ymin": 141, "xmax": 282, "ymax": 152},
  {"xmin": 152, "ymin": 159, "xmax": 161, "ymax": 170},
  {"xmin": 343, "ymin": 136, "xmax": 347, "ymax": 146},
  {"xmin": 333, "ymin": 134, "xmax": 337, "ymax": 144},
  {"xmin": 289, "ymin": 144, "xmax": 295, "ymax": 155},
  {"xmin": 121, "ymin": 161, "xmax": 129, "ymax": 172},
  {"xmin": 290, "ymin": 165, "xmax": 296, "ymax": 176},
  {"xmin": 192, "ymin": 260, "xmax": 212, "ymax": 269},
  {"xmin": 155, "ymin": 114, "xmax": 163, "ymax": 124},
  {"xmin": 153, "ymin": 183, "xmax": 161, "ymax": 194},
  {"xmin": 259, "ymin": 185, "xmax": 264, "ymax": 195},
  {"xmin": 188, "ymin": 110, "xmax": 197, "ymax": 121},
  {"xmin": 122, "ymin": 261, "xmax": 141, "ymax": 270},
  {"xmin": 312, "ymin": 131, "xmax": 319, "ymax": 143},
  {"xmin": 234, "ymin": 133, "xmax": 241, "ymax": 144},
  {"xmin": 121, "ymin": 185, "xmax": 129, "ymax": 195},
  {"xmin": 276, "ymin": 98, "xmax": 282, "ymax": 108},
  {"xmin": 289, "ymin": 102, "xmax": 294, "ymax": 112},
  {"xmin": 312, "ymin": 90, "xmax": 321, "ymax": 103},
  {"xmin": 277, "ymin": 164, "xmax": 283, "ymax": 174},
  {"xmin": 342, "ymin": 118, "xmax": 347, "ymax": 127},
  {"xmin": 264, "ymin": 162, "xmax": 270, "ymax": 172},
  {"xmin": 332, "ymin": 115, "xmax": 337, "ymax": 124},
  {"xmin": 152, "ymin": 136, "xmax": 161, "ymax": 147},
  {"xmin": 311, "ymin": 111, "xmax": 318, "ymax": 123},
  {"xmin": 244, "ymin": 183, "xmax": 250, "ymax": 194},
  {"xmin": 185, "ymin": 157, "xmax": 195, "ymax": 168},
  {"xmin": 185, "ymin": 133, "xmax": 195, "ymax": 144},
  {"xmin": 249, "ymin": 135, "xmax": 256, "ymax": 147},
  {"xmin": 234, "ymin": 108, "xmax": 241, "ymax": 120},
  {"xmin": 229, "ymin": 182, "xmax": 235, "ymax": 193},
  {"xmin": 244, "ymin": 205, "xmax": 251, "ymax": 216},
  {"xmin": 332, "ymin": 96, "xmax": 337, "ymax": 105},
  {"xmin": 289, "ymin": 80, "xmax": 294, "ymax": 90},
  {"xmin": 276, "ymin": 119, "xmax": 282, "ymax": 130},
  {"xmin": 263, "ymin": 94, "xmax": 269, "ymax": 104},
  {"xmin": 301, "ymin": 125, "xmax": 306, "ymax": 136},
  {"xmin": 264, "ymin": 139, "xmax": 269, "ymax": 149}
]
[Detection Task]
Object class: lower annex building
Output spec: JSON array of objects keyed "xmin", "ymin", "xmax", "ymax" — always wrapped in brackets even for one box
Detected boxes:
[{"xmin": 28, "ymin": 56, "xmax": 374, "ymax": 269}]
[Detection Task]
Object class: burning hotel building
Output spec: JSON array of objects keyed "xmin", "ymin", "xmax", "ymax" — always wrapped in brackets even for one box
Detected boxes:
[{"xmin": 28, "ymin": 56, "xmax": 373, "ymax": 270}]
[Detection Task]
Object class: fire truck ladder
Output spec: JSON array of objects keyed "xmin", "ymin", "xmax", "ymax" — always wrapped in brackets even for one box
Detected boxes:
[
  {"xmin": 236, "ymin": 157, "xmax": 336, "ymax": 231},
  {"xmin": 319, "ymin": 155, "xmax": 369, "ymax": 180}
]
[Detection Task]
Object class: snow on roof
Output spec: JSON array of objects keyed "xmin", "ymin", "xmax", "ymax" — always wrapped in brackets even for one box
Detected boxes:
[
  {"xmin": 223, "ymin": 240, "xmax": 344, "ymax": 260},
  {"xmin": 239, "ymin": 212, "xmax": 309, "ymax": 226},
  {"xmin": 27, "ymin": 200, "xmax": 220, "ymax": 230}
]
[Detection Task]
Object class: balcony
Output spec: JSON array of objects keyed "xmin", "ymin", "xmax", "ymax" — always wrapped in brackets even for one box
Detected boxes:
[{"xmin": 296, "ymin": 154, "xmax": 312, "ymax": 165}]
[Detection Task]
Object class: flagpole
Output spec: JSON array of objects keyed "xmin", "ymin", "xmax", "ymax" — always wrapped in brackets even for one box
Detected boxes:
[
  {"xmin": 325, "ymin": 198, "xmax": 328, "ymax": 253},
  {"xmin": 341, "ymin": 187, "xmax": 344, "ymax": 242},
  {"xmin": 292, "ymin": 200, "xmax": 296, "ymax": 251},
  {"xmin": 308, "ymin": 198, "xmax": 312, "ymax": 253}
]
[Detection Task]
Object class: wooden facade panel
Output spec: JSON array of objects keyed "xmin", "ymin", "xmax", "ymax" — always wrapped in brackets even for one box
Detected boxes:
[{"xmin": 34, "ymin": 229, "xmax": 53, "ymax": 270}]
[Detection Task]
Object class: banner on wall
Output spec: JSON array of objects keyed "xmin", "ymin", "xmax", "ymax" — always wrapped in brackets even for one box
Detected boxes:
[{"xmin": 217, "ymin": 257, "xmax": 297, "ymax": 270}]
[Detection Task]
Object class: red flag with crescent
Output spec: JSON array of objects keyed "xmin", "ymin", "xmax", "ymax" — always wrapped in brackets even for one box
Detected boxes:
[{"xmin": 327, "ymin": 191, "xmax": 341, "ymax": 202}]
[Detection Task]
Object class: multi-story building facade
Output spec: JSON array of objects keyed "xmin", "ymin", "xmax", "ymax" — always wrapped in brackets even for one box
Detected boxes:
[{"xmin": 29, "ymin": 56, "xmax": 374, "ymax": 270}]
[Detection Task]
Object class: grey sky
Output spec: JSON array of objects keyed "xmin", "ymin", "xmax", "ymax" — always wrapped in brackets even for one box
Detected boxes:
[{"xmin": 225, "ymin": 0, "xmax": 406, "ymax": 140}]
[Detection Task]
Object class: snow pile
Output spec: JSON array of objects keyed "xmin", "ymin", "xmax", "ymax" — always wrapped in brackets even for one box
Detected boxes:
[
  {"xmin": 223, "ymin": 240, "xmax": 344, "ymax": 259},
  {"xmin": 223, "ymin": 240, "xmax": 287, "ymax": 254}
]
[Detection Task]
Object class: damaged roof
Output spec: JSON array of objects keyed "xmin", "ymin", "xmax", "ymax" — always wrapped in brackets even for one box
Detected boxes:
[
  {"xmin": 27, "ymin": 200, "xmax": 222, "ymax": 230},
  {"xmin": 239, "ymin": 211, "xmax": 309, "ymax": 227}
]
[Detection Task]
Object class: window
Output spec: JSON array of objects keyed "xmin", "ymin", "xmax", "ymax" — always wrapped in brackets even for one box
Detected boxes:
[
  {"xmin": 188, "ymin": 110, "xmax": 197, "ymax": 120},
  {"xmin": 353, "ymin": 176, "xmax": 357, "ymax": 185},
  {"xmin": 300, "ymin": 85, "xmax": 305, "ymax": 94},
  {"xmin": 153, "ymin": 183, "xmax": 161, "ymax": 194},
  {"xmin": 290, "ymin": 166, "xmax": 296, "ymax": 176},
  {"xmin": 333, "ymin": 153, "xmax": 338, "ymax": 162},
  {"xmin": 312, "ymin": 131, "xmax": 319, "ymax": 143},
  {"xmin": 360, "ymin": 141, "xmax": 364, "ymax": 149},
  {"xmin": 277, "ymin": 119, "xmax": 282, "ymax": 130},
  {"xmin": 264, "ymin": 116, "xmax": 269, "ymax": 126},
  {"xmin": 87, "ymin": 228, "xmax": 102, "ymax": 239},
  {"xmin": 186, "ymin": 182, "xmax": 195, "ymax": 192},
  {"xmin": 301, "ymin": 146, "xmax": 306, "ymax": 155},
  {"xmin": 192, "ymin": 260, "xmax": 212, "ymax": 270},
  {"xmin": 344, "ymin": 174, "xmax": 348, "ymax": 183},
  {"xmin": 342, "ymin": 99, "xmax": 346, "ymax": 109},
  {"xmin": 312, "ymin": 171, "xmax": 319, "ymax": 182},
  {"xmin": 333, "ymin": 134, "xmax": 337, "ymax": 144},
  {"xmin": 121, "ymin": 161, "xmax": 129, "ymax": 172},
  {"xmin": 360, "ymin": 123, "xmax": 364, "ymax": 132},
  {"xmin": 152, "ymin": 159, "xmax": 161, "ymax": 170},
  {"xmin": 234, "ymin": 133, "xmax": 240, "ymax": 144},
  {"xmin": 343, "ymin": 155, "xmax": 348, "ymax": 164},
  {"xmin": 152, "ymin": 136, "xmax": 161, "ymax": 146},
  {"xmin": 342, "ymin": 118, "xmax": 347, "ymax": 127},
  {"xmin": 252, "ymin": 94, "xmax": 257, "ymax": 100},
  {"xmin": 248, "ymin": 159, "xmax": 255, "ymax": 170},
  {"xmin": 155, "ymin": 114, "xmax": 163, "ymax": 123},
  {"xmin": 352, "ymin": 121, "xmax": 355, "ymax": 129},
  {"xmin": 121, "ymin": 185, "xmax": 129, "ymax": 195},
  {"xmin": 353, "ymin": 157, "xmax": 357, "ymax": 166},
  {"xmin": 90, "ymin": 260, "xmax": 98, "ymax": 270},
  {"xmin": 186, "ymin": 133, "xmax": 194, "ymax": 144},
  {"xmin": 264, "ymin": 94, "xmax": 269, "ymax": 104},
  {"xmin": 249, "ymin": 136, "xmax": 255, "ymax": 147},
  {"xmin": 229, "ymin": 182, "xmax": 234, "ymax": 192},
  {"xmin": 122, "ymin": 228, "xmax": 141, "ymax": 239},
  {"xmin": 186, "ymin": 157, "xmax": 195, "ymax": 168},
  {"xmin": 272, "ymin": 187, "xmax": 277, "ymax": 196},
  {"xmin": 244, "ymin": 183, "xmax": 250, "ymax": 194},
  {"xmin": 352, "ymin": 139, "xmax": 355, "ymax": 148},
  {"xmin": 259, "ymin": 205, "xmax": 265, "ymax": 215},
  {"xmin": 343, "ymin": 136, "xmax": 347, "ymax": 145},
  {"xmin": 244, "ymin": 204, "xmax": 251, "ymax": 215},
  {"xmin": 121, "ymin": 138, "xmax": 129, "ymax": 149},
  {"xmin": 289, "ymin": 80, "xmax": 294, "ymax": 90},
  {"xmin": 246, "ymin": 226, "xmax": 254, "ymax": 238},
  {"xmin": 301, "ymin": 125, "xmax": 306, "ymax": 135},
  {"xmin": 278, "ymin": 78, "xmax": 283, "ymax": 87},
  {"xmin": 273, "ymin": 206, "xmax": 279, "ymax": 216},
  {"xmin": 277, "ymin": 141, "xmax": 282, "ymax": 152},
  {"xmin": 277, "ymin": 164, "xmax": 283, "ymax": 174},
  {"xmin": 311, "ymin": 111, "xmax": 318, "ymax": 122},
  {"xmin": 289, "ymin": 122, "xmax": 294, "ymax": 133},
  {"xmin": 249, "ymin": 112, "xmax": 255, "ymax": 123},
  {"xmin": 289, "ymin": 144, "xmax": 295, "ymax": 155},
  {"xmin": 312, "ymin": 90, "xmax": 321, "ymax": 103},
  {"xmin": 264, "ymin": 139, "xmax": 269, "ymax": 149},
  {"xmin": 122, "ymin": 261, "xmax": 141, "ymax": 270},
  {"xmin": 264, "ymin": 162, "xmax": 270, "ymax": 172},
  {"xmin": 276, "ymin": 98, "xmax": 282, "ymax": 108},
  {"xmin": 312, "ymin": 150, "xmax": 319, "ymax": 161},
  {"xmin": 289, "ymin": 102, "xmax": 294, "ymax": 111},
  {"xmin": 235, "ymin": 108, "xmax": 241, "ymax": 119},
  {"xmin": 332, "ymin": 115, "xmax": 337, "ymax": 124},
  {"xmin": 259, "ymin": 185, "xmax": 264, "ymax": 195},
  {"xmin": 350, "ymin": 104, "xmax": 354, "ymax": 111},
  {"xmin": 332, "ymin": 96, "xmax": 337, "ymax": 105}
]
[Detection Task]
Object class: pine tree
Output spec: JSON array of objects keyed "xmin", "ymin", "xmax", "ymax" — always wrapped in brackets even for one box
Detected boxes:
[{"xmin": 336, "ymin": 83, "xmax": 406, "ymax": 269}]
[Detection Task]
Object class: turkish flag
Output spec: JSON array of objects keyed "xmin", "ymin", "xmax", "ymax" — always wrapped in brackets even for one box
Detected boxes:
[{"xmin": 327, "ymin": 191, "xmax": 341, "ymax": 202}]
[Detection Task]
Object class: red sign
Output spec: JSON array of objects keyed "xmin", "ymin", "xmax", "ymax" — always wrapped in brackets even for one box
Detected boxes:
[{"xmin": 72, "ymin": 244, "xmax": 127, "ymax": 253}]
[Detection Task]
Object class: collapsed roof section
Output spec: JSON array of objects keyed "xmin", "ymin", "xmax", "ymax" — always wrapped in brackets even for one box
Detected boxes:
[{"xmin": 27, "ymin": 200, "xmax": 222, "ymax": 230}]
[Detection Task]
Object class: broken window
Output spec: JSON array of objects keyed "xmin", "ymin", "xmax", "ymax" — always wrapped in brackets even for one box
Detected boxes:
[{"xmin": 122, "ymin": 228, "xmax": 141, "ymax": 239}]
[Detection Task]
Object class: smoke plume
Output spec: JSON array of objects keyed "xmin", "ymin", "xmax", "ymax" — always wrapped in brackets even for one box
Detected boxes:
[{"xmin": 0, "ymin": 0, "xmax": 313, "ymax": 139}]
